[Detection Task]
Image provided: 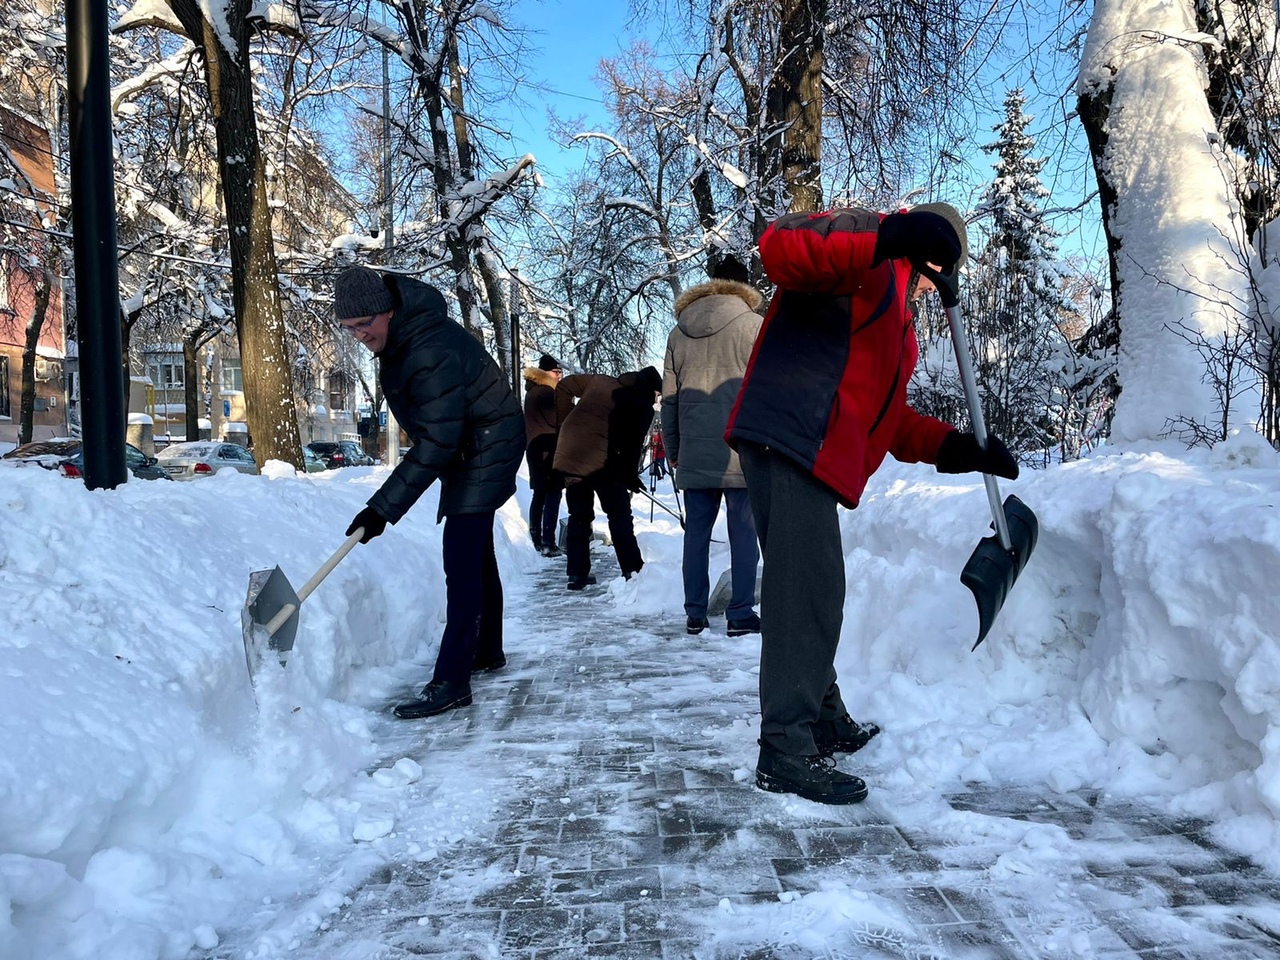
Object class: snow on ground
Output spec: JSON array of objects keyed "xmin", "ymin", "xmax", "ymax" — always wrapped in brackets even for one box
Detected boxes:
[{"xmin": 2, "ymin": 429, "xmax": 1280, "ymax": 958}]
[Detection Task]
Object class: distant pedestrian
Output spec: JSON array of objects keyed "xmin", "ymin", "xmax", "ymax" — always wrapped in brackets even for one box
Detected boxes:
[
  {"xmin": 333, "ymin": 265, "xmax": 526, "ymax": 721},
  {"xmin": 726, "ymin": 204, "xmax": 1019, "ymax": 804},
  {"xmin": 661, "ymin": 254, "xmax": 763, "ymax": 638},
  {"xmin": 523, "ymin": 353, "xmax": 565, "ymax": 557},
  {"xmin": 553, "ymin": 366, "xmax": 663, "ymax": 589}
]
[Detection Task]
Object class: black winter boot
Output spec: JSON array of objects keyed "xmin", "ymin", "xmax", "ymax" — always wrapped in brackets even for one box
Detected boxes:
[
  {"xmin": 813, "ymin": 714, "xmax": 881, "ymax": 757},
  {"xmin": 566, "ymin": 574, "xmax": 597, "ymax": 591},
  {"xmin": 756, "ymin": 742, "xmax": 868, "ymax": 804},
  {"xmin": 686, "ymin": 616, "xmax": 710, "ymax": 635},
  {"xmin": 394, "ymin": 680, "xmax": 473, "ymax": 719},
  {"xmin": 726, "ymin": 612, "xmax": 761, "ymax": 637}
]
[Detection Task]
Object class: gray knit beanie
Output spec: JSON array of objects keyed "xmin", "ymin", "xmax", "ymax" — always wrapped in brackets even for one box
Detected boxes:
[
  {"xmin": 334, "ymin": 265, "xmax": 393, "ymax": 320},
  {"xmin": 911, "ymin": 203, "xmax": 969, "ymax": 275}
]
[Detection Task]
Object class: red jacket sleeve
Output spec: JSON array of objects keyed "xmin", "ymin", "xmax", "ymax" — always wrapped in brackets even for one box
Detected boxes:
[
  {"xmin": 759, "ymin": 210, "xmax": 883, "ymax": 295},
  {"xmin": 889, "ymin": 406, "xmax": 954, "ymax": 465}
]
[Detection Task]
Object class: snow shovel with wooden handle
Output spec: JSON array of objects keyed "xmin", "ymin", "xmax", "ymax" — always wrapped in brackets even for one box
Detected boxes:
[
  {"xmin": 928, "ymin": 267, "xmax": 1039, "ymax": 650},
  {"xmin": 241, "ymin": 528, "xmax": 364, "ymax": 682}
]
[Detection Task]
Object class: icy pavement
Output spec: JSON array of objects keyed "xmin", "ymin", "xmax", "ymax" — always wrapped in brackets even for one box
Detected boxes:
[{"xmin": 212, "ymin": 545, "xmax": 1280, "ymax": 960}]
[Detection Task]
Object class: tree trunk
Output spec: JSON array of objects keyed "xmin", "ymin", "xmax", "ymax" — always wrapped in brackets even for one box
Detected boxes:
[
  {"xmin": 183, "ymin": 335, "xmax": 201, "ymax": 441},
  {"xmin": 766, "ymin": 0, "xmax": 825, "ymax": 214},
  {"xmin": 1077, "ymin": 0, "xmax": 1254, "ymax": 443},
  {"xmin": 166, "ymin": 0, "xmax": 302, "ymax": 468},
  {"xmin": 475, "ymin": 246, "xmax": 510, "ymax": 376},
  {"xmin": 18, "ymin": 267, "xmax": 52, "ymax": 445}
]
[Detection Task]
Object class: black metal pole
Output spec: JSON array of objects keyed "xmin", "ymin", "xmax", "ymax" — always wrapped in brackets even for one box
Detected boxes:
[{"xmin": 66, "ymin": 0, "xmax": 126, "ymax": 489}]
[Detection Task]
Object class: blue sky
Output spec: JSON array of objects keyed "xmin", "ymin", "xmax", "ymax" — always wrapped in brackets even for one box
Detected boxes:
[{"xmin": 497, "ymin": 0, "xmax": 639, "ymax": 182}]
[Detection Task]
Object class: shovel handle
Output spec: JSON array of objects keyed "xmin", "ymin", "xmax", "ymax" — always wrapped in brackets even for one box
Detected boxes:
[
  {"xmin": 297, "ymin": 528, "xmax": 365, "ymax": 602},
  {"xmin": 261, "ymin": 528, "xmax": 364, "ymax": 638},
  {"xmin": 945, "ymin": 304, "xmax": 1013, "ymax": 552}
]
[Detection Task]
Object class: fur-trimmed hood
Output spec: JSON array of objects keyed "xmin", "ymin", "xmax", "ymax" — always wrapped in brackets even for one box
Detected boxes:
[
  {"xmin": 524, "ymin": 366, "xmax": 559, "ymax": 389},
  {"xmin": 674, "ymin": 279, "xmax": 762, "ymax": 338}
]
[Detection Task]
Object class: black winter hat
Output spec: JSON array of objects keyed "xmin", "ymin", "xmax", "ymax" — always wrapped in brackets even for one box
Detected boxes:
[
  {"xmin": 711, "ymin": 253, "xmax": 750, "ymax": 284},
  {"xmin": 634, "ymin": 365, "xmax": 662, "ymax": 395},
  {"xmin": 910, "ymin": 203, "xmax": 969, "ymax": 275},
  {"xmin": 334, "ymin": 265, "xmax": 393, "ymax": 320},
  {"xmin": 538, "ymin": 353, "xmax": 562, "ymax": 371}
]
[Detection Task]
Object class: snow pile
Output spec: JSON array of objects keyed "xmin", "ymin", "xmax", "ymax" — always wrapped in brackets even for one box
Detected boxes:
[{"xmin": 1, "ymin": 431, "xmax": 1280, "ymax": 957}]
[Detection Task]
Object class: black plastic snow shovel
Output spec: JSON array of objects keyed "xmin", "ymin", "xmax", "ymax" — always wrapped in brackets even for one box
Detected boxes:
[
  {"xmin": 931, "ymin": 269, "xmax": 1039, "ymax": 650},
  {"xmin": 241, "ymin": 528, "xmax": 364, "ymax": 682}
]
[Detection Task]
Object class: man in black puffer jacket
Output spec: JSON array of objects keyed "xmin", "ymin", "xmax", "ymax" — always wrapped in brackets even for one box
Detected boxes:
[{"xmin": 334, "ymin": 265, "xmax": 526, "ymax": 720}]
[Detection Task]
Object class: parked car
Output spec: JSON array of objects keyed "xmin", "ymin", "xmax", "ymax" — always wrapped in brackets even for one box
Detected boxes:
[
  {"xmin": 305, "ymin": 440, "xmax": 375, "ymax": 469},
  {"xmin": 156, "ymin": 441, "xmax": 260, "ymax": 480},
  {"xmin": 302, "ymin": 446, "xmax": 327, "ymax": 473},
  {"xmin": 1, "ymin": 438, "xmax": 172, "ymax": 481}
]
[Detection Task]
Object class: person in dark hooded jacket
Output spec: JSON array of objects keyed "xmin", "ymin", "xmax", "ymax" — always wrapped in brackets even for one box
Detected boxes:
[
  {"xmin": 523, "ymin": 353, "xmax": 564, "ymax": 557},
  {"xmin": 335, "ymin": 265, "xmax": 526, "ymax": 720},
  {"xmin": 553, "ymin": 366, "xmax": 662, "ymax": 589}
]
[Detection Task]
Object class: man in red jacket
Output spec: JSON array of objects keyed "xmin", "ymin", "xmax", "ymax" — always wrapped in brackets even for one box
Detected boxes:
[{"xmin": 725, "ymin": 204, "xmax": 1019, "ymax": 804}]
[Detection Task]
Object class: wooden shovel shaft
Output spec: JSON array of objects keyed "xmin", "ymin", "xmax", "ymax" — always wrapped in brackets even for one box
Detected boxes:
[
  {"xmin": 944, "ymin": 304, "xmax": 1013, "ymax": 552},
  {"xmin": 262, "ymin": 528, "xmax": 365, "ymax": 638}
]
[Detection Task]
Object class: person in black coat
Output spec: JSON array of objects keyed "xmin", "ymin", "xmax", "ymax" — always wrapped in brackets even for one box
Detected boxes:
[
  {"xmin": 523, "ymin": 353, "xmax": 564, "ymax": 557},
  {"xmin": 553, "ymin": 366, "xmax": 662, "ymax": 589},
  {"xmin": 335, "ymin": 265, "xmax": 526, "ymax": 720}
]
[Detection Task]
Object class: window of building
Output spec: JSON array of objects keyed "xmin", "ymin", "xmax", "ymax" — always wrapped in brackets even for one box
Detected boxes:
[
  {"xmin": 0, "ymin": 355, "xmax": 9, "ymax": 418},
  {"xmin": 328, "ymin": 369, "xmax": 350, "ymax": 412},
  {"xmin": 220, "ymin": 357, "xmax": 243, "ymax": 392},
  {"xmin": 149, "ymin": 360, "xmax": 183, "ymax": 390}
]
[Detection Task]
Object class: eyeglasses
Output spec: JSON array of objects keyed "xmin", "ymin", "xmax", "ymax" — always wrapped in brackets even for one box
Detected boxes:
[{"xmin": 341, "ymin": 312, "xmax": 382, "ymax": 335}]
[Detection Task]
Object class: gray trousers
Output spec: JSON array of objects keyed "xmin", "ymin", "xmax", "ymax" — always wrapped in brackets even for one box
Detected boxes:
[
  {"xmin": 738, "ymin": 442, "xmax": 849, "ymax": 756},
  {"xmin": 682, "ymin": 487, "xmax": 759, "ymax": 620}
]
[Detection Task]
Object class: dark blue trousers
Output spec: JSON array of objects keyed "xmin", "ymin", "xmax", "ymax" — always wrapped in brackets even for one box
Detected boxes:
[
  {"xmin": 681, "ymin": 487, "xmax": 759, "ymax": 620},
  {"xmin": 432, "ymin": 510, "xmax": 503, "ymax": 684}
]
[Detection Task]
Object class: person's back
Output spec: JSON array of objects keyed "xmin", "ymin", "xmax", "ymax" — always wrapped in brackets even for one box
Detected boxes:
[
  {"xmin": 554, "ymin": 367, "xmax": 661, "ymax": 589},
  {"xmin": 523, "ymin": 354, "xmax": 564, "ymax": 555},
  {"xmin": 661, "ymin": 254, "xmax": 762, "ymax": 636},
  {"xmin": 370, "ymin": 275, "xmax": 525, "ymax": 523}
]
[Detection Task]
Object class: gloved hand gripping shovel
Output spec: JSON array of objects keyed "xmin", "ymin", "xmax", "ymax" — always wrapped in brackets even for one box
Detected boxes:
[
  {"xmin": 241, "ymin": 528, "xmax": 364, "ymax": 683},
  {"xmin": 929, "ymin": 268, "xmax": 1039, "ymax": 650}
]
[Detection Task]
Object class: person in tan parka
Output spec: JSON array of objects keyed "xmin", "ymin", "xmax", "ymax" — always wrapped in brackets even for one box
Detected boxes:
[{"xmin": 661, "ymin": 254, "xmax": 763, "ymax": 637}]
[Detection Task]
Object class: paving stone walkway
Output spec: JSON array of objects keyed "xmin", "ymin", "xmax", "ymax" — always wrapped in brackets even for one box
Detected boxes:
[{"xmin": 275, "ymin": 545, "xmax": 1280, "ymax": 960}]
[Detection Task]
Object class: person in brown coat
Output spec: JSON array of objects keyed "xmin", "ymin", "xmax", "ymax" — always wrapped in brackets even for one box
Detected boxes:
[
  {"xmin": 553, "ymin": 366, "xmax": 662, "ymax": 589},
  {"xmin": 523, "ymin": 353, "xmax": 564, "ymax": 557}
]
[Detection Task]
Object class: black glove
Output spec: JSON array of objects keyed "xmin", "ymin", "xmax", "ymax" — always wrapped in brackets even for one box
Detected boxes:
[
  {"xmin": 873, "ymin": 210, "xmax": 963, "ymax": 275},
  {"xmin": 347, "ymin": 505, "xmax": 389, "ymax": 543},
  {"xmin": 627, "ymin": 473, "xmax": 645, "ymax": 494},
  {"xmin": 935, "ymin": 431, "xmax": 1019, "ymax": 480}
]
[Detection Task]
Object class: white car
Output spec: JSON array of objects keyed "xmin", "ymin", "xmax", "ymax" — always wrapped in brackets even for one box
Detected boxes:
[{"xmin": 156, "ymin": 441, "xmax": 260, "ymax": 480}]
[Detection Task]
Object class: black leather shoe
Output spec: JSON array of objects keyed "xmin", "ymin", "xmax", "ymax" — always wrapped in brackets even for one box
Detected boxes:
[
  {"xmin": 726, "ymin": 612, "xmax": 761, "ymax": 637},
  {"xmin": 566, "ymin": 574, "xmax": 597, "ymax": 591},
  {"xmin": 541, "ymin": 544, "xmax": 563, "ymax": 558},
  {"xmin": 813, "ymin": 714, "xmax": 881, "ymax": 757},
  {"xmin": 756, "ymin": 742, "xmax": 868, "ymax": 804},
  {"xmin": 472, "ymin": 655, "xmax": 507, "ymax": 673},
  {"xmin": 686, "ymin": 616, "xmax": 710, "ymax": 635},
  {"xmin": 393, "ymin": 680, "xmax": 473, "ymax": 719}
]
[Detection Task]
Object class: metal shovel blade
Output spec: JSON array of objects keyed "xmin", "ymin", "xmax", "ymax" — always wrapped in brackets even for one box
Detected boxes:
[
  {"xmin": 961, "ymin": 494, "xmax": 1039, "ymax": 651},
  {"xmin": 242, "ymin": 565, "xmax": 300, "ymax": 680}
]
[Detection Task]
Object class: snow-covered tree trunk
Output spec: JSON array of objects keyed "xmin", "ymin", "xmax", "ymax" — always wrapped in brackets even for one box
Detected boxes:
[
  {"xmin": 150, "ymin": 0, "xmax": 302, "ymax": 468},
  {"xmin": 766, "ymin": 0, "xmax": 824, "ymax": 213},
  {"xmin": 1078, "ymin": 0, "xmax": 1256, "ymax": 444}
]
